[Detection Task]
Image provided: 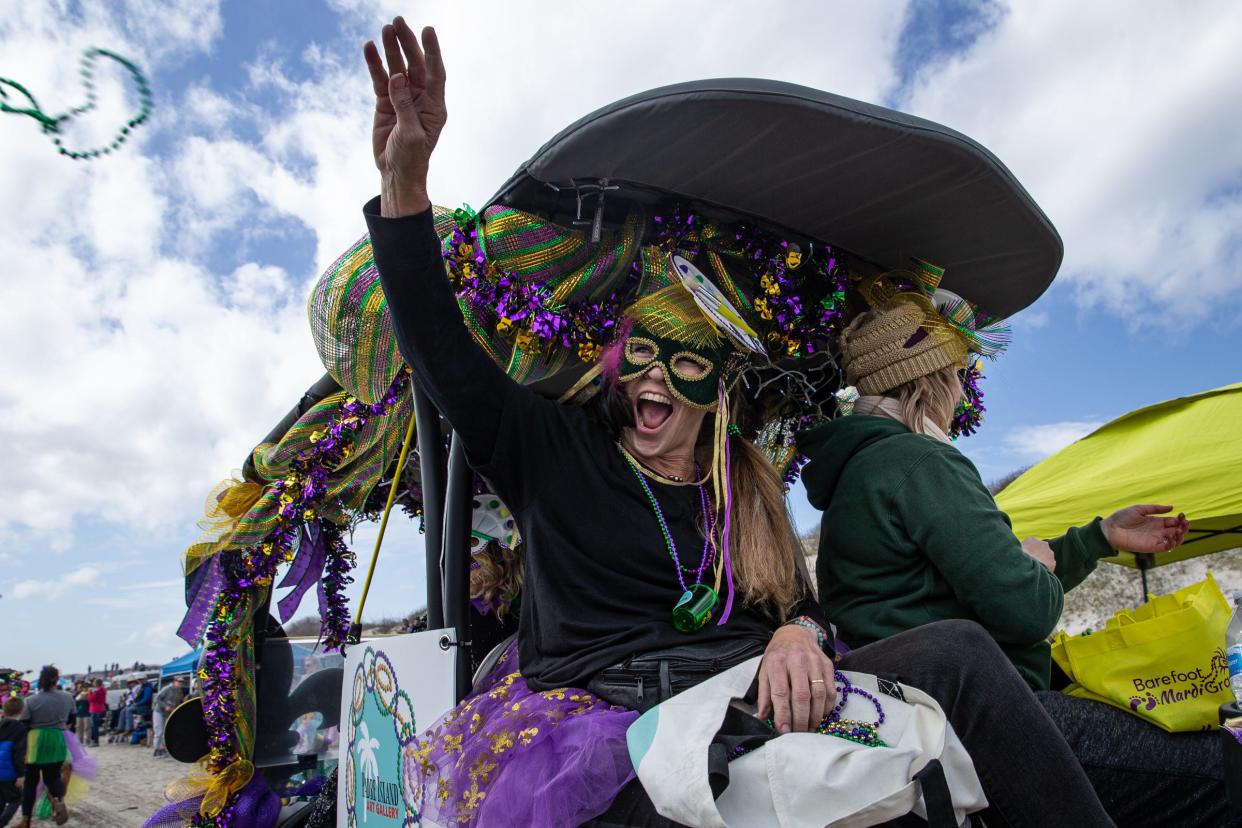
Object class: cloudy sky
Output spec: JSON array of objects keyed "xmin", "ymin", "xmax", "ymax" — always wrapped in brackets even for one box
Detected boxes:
[{"xmin": 2, "ymin": 0, "xmax": 1240, "ymax": 673}]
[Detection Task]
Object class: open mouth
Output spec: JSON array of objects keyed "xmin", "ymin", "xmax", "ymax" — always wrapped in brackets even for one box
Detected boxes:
[{"xmin": 635, "ymin": 390, "xmax": 674, "ymax": 432}]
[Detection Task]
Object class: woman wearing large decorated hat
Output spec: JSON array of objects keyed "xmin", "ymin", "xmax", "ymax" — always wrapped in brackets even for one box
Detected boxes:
[
  {"xmin": 795, "ymin": 274, "xmax": 1228, "ymax": 825},
  {"xmin": 350, "ymin": 17, "xmax": 1116, "ymax": 827}
]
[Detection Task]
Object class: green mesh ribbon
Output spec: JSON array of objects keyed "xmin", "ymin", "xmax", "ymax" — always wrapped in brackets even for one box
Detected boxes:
[
  {"xmin": 310, "ymin": 204, "xmax": 646, "ymax": 397},
  {"xmin": 220, "ymin": 391, "xmax": 413, "ymax": 552}
]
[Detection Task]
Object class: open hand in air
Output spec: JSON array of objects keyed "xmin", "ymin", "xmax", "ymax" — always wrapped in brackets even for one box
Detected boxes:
[
  {"xmin": 362, "ymin": 18, "xmax": 446, "ymax": 217},
  {"xmin": 1101, "ymin": 504, "xmax": 1190, "ymax": 555}
]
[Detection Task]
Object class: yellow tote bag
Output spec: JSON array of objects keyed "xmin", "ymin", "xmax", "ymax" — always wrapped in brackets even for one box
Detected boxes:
[{"xmin": 1050, "ymin": 572, "xmax": 1233, "ymax": 732}]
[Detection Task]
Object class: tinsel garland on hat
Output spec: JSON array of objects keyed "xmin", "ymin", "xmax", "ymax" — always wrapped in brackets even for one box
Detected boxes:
[
  {"xmin": 440, "ymin": 204, "xmax": 852, "ymax": 485},
  {"xmin": 442, "ymin": 204, "xmax": 851, "ymax": 368},
  {"xmin": 951, "ymin": 360, "xmax": 987, "ymax": 439}
]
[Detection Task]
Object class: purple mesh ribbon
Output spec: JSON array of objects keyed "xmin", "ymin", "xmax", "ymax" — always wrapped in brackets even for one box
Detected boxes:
[
  {"xmin": 143, "ymin": 773, "xmax": 281, "ymax": 828},
  {"xmin": 277, "ymin": 524, "xmax": 328, "ymax": 623},
  {"xmin": 178, "ymin": 554, "xmax": 226, "ymax": 646}
]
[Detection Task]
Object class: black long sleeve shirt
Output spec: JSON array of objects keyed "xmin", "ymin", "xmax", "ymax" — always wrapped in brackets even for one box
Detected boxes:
[{"xmin": 364, "ymin": 198, "xmax": 826, "ymax": 690}]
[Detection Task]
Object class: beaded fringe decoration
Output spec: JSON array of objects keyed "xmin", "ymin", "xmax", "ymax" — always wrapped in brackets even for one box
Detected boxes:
[{"xmin": 0, "ymin": 47, "xmax": 152, "ymax": 160}]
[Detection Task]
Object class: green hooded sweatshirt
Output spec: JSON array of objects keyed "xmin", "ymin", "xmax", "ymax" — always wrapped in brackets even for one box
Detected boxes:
[{"xmin": 797, "ymin": 415, "xmax": 1114, "ymax": 690}]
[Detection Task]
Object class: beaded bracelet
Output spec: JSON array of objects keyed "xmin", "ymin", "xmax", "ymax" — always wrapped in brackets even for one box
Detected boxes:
[{"xmin": 787, "ymin": 616, "xmax": 827, "ymax": 651}]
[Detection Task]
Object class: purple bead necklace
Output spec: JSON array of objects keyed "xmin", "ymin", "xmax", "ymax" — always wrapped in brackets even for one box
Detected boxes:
[{"xmin": 620, "ymin": 449, "xmax": 714, "ymax": 589}]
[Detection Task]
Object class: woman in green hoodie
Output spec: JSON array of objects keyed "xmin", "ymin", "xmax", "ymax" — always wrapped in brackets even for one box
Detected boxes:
[{"xmin": 796, "ymin": 288, "xmax": 1225, "ymax": 827}]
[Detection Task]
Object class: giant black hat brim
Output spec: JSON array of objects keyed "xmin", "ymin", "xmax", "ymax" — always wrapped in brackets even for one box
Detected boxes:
[{"xmin": 490, "ymin": 78, "xmax": 1061, "ymax": 319}]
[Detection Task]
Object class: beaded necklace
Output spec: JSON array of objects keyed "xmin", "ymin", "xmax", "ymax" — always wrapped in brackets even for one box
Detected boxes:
[
  {"xmin": 619, "ymin": 444, "xmax": 720, "ymax": 632},
  {"xmin": 616, "ymin": 442, "xmax": 709, "ymax": 487},
  {"xmin": 0, "ymin": 48, "xmax": 153, "ymax": 160},
  {"xmin": 731, "ymin": 671, "xmax": 887, "ymax": 760}
]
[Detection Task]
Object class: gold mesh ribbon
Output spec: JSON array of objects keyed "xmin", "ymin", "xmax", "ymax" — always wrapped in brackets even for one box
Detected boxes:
[
  {"xmin": 184, "ymin": 475, "xmax": 265, "ymax": 575},
  {"xmin": 165, "ymin": 758, "xmax": 254, "ymax": 818},
  {"xmin": 623, "ymin": 284, "xmax": 726, "ymax": 350}
]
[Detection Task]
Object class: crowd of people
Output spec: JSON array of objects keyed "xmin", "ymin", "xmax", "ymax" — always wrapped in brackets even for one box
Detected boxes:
[{"xmin": 0, "ymin": 666, "xmax": 189, "ymax": 827}]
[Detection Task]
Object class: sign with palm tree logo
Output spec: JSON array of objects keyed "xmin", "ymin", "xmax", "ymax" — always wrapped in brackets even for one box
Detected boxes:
[{"xmin": 339, "ymin": 633, "xmax": 456, "ymax": 827}]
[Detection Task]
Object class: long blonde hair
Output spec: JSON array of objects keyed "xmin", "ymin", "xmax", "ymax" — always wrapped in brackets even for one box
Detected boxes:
[
  {"xmin": 469, "ymin": 541, "xmax": 525, "ymax": 619},
  {"xmin": 888, "ymin": 365, "xmax": 962, "ymax": 435},
  {"xmin": 718, "ymin": 436, "xmax": 809, "ymax": 619}
]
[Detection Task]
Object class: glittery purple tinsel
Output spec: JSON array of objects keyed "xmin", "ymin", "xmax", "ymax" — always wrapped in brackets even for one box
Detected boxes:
[
  {"xmin": 319, "ymin": 521, "xmax": 355, "ymax": 651},
  {"xmin": 951, "ymin": 362, "xmax": 986, "ymax": 439},
  {"xmin": 444, "ymin": 204, "xmax": 851, "ymax": 365},
  {"xmin": 200, "ymin": 586, "xmax": 243, "ymax": 773},
  {"xmin": 729, "ymin": 223, "xmax": 850, "ymax": 359},
  {"xmin": 234, "ymin": 370, "xmax": 409, "ymax": 644}
]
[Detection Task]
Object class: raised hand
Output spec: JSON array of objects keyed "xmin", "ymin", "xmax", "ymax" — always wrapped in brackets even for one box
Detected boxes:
[
  {"xmin": 1101, "ymin": 504, "xmax": 1190, "ymax": 555},
  {"xmin": 362, "ymin": 18, "xmax": 446, "ymax": 217}
]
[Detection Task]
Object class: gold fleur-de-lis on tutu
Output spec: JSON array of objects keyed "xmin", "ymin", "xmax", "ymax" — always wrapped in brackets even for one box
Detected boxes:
[
  {"xmin": 518, "ymin": 727, "xmax": 539, "ymax": 746},
  {"xmin": 409, "ymin": 740, "xmax": 434, "ymax": 774},
  {"xmin": 488, "ymin": 730, "xmax": 515, "ymax": 754},
  {"xmin": 459, "ymin": 782, "xmax": 486, "ymax": 818},
  {"xmin": 442, "ymin": 732, "xmax": 463, "ymax": 753},
  {"xmin": 468, "ymin": 756, "xmax": 497, "ymax": 783}
]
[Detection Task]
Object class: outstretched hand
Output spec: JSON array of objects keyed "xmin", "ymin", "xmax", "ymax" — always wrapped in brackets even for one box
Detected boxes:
[
  {"xmin": 363, "ymin": 18, "xmax": 446, "ymax": 217},
  {"xmin": 1101, "ymin": 504, "xmax": 1190, "ymax": 555}
]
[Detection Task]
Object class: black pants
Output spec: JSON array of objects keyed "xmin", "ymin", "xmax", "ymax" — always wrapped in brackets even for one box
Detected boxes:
[
  {"xmin": 1038, "ymin": 691, "xmax": 1241, "ymax": 827},
  {"xmin": 21, "ymin": 763, "xmax": 64, "ymax": 816},
  {"xmin": 588, "ymin": 619, "xmax": 1114, "ymax": 827},
  {"xmin": 0, "ymin": 780, "xmax": 20, "ymax": 827}
]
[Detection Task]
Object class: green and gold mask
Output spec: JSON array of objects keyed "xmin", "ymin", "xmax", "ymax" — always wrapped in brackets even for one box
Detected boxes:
[{"xmin": 617, "ymin": 327, "xmax": 732, "ymax": 409}]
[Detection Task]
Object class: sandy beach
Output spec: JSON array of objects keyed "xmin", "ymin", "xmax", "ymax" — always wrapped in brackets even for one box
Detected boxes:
[{"xmin": 65, "ymin": 742, "xmax": 186, "ymax": 828}]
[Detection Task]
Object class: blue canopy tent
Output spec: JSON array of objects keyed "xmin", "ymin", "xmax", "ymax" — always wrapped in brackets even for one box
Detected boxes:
[{"xmin": 160, "ymin": 649, "xmax": 201, "ymax": 679}]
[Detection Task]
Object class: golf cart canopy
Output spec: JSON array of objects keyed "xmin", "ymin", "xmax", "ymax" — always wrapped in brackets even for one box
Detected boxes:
[{"xmin": 491, "ymin": 78, "xmax": 1063, "ymax": 320}]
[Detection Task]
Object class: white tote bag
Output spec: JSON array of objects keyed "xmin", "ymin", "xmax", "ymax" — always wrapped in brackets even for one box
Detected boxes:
[{"xmin": 626, "ymin": 656, "xmax": 987, "ymax": 828}]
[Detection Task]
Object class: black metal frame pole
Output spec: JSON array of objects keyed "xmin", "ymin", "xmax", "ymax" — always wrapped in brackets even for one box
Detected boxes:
[
  {"xmin": 443, "ymin": 433, "xmax": 473, "ymax": 702},
  {"xmin": 1137, "ymin": 553, "xmax": 1152, "ymax": 604},
  {"xmin": 413, "ymin": 384, "xmax": 446, "ymax": 630}
]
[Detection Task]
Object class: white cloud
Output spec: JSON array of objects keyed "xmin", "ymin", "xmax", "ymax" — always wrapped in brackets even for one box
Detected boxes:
[
  {"xmin": 1004, "ymin": 419, "xmax": 1105, "ymax": 459},
  {"xmin": 124, "ymin": 617, "xmax": 187, "ymax": 660},
  {"xmin": 9, "ymin": 565, "xmax": 101, "ymax": 600},
  {"xmin": 1011, "ymin": 310, "xmax": 1049, "ymax": 331},
  {"xmin": 900, "ymin": 1, "xmax": 1242, "ymax": 327}
]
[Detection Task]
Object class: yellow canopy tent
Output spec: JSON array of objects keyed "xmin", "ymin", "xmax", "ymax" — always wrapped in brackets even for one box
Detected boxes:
[{"xmin": 996, "ymin": 382, "xmax": 1242, "ymax": 596}]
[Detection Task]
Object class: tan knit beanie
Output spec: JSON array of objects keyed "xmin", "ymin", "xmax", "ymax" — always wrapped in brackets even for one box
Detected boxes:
[{"xmin": 840, "ymin": 298, "xmax": 968, "ymax": 395}]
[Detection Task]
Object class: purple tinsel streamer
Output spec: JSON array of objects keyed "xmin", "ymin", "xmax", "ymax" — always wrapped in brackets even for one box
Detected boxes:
[
  {"xmin": 950, "ymin": 362, "xmax": 986, "ymax": 439},
  {"xmin": 319, "ymin": 522, "xmax": 355, "ymax": 650},
  {"xmin": 276, "ymin": 524, "xmax": 327, "ymax": 623},
  {"xmin": 178, "ymin": 554, "xmax": 226, "ymax": 646}
]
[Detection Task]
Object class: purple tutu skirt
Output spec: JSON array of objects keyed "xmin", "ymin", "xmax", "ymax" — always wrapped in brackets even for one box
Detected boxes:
[{"xmin": 409, "ymin": 641, "xmax": 638, "ymax": 827}]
